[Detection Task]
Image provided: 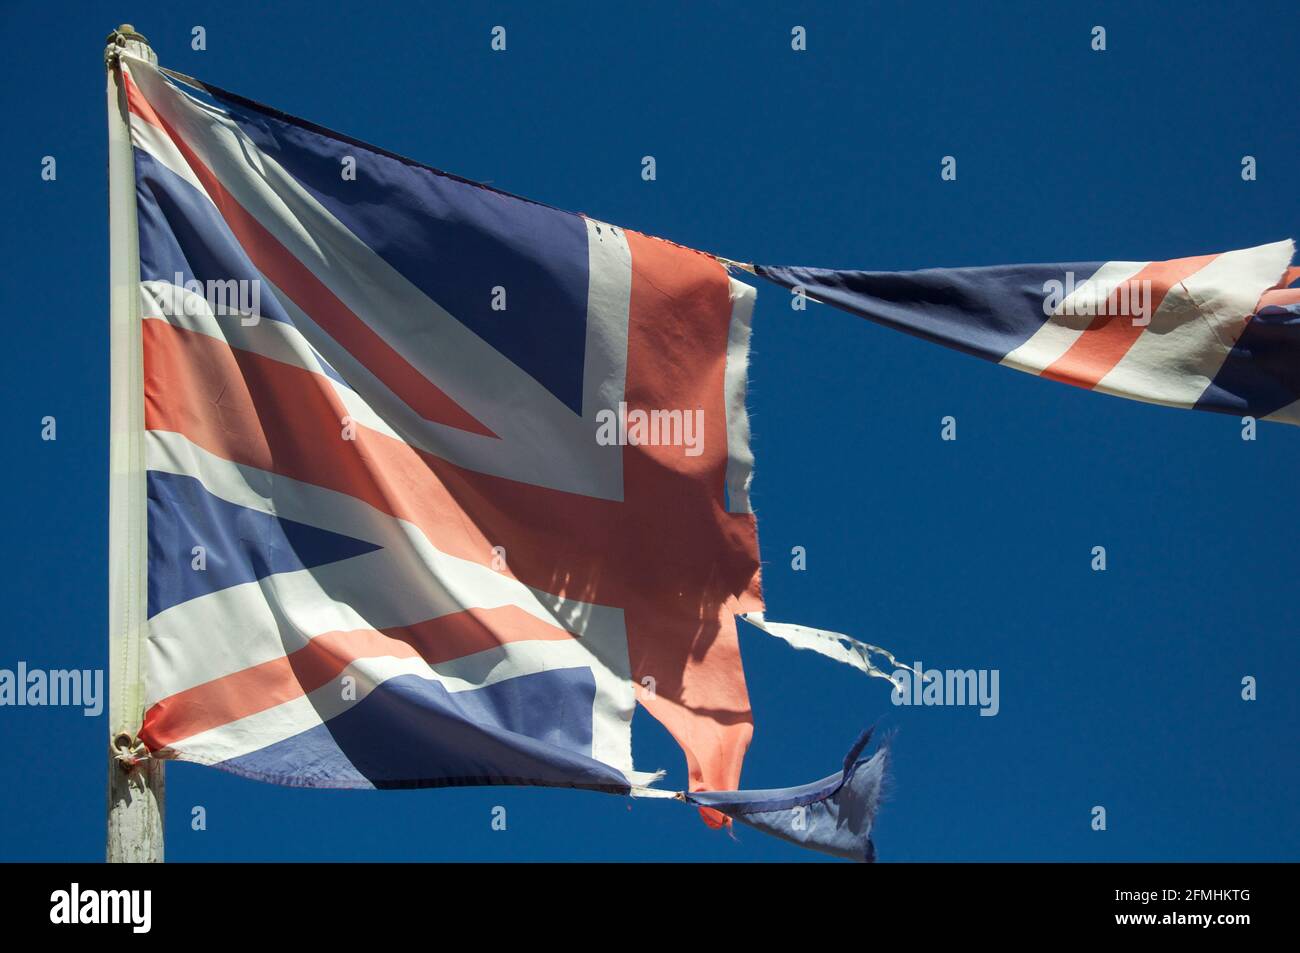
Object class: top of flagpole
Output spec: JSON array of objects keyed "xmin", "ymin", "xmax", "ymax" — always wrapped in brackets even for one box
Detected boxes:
[{"xmin": 105, "ymin": 24, "xmax": 156, "ymax": 66}]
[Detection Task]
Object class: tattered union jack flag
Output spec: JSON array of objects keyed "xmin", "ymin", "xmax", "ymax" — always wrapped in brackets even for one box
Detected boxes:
[
  {"xmin": 115, "ymin": 53, "xmax": 891, "ymax": 861},
  {"xmin": 113, "ymin": 42, "xmax": 1297, "ymax": 862}
]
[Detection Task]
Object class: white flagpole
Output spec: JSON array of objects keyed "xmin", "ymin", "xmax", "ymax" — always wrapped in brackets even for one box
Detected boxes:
[{"xmin": 105, "ymin": 24, "xmax": 164, "ymax": 863}]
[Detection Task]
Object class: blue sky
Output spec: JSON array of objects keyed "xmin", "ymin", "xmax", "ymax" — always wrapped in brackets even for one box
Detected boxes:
[{"xmin": 1, "ymin": 0, "xmax": 1297, "ymax": 861}]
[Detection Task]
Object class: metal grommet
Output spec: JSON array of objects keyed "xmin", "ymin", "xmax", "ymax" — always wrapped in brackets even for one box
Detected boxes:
[{"xmin": 110, "ymin": 732, "xmax": 148, "ymax": 771}]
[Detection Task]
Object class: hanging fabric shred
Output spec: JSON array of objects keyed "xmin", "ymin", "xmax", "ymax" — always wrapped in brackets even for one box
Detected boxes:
[
  {"xmin": 742, "ymin": 612, "xmax": 913, "ymax": 683},
  {"xmin": 686, "ymin": 728, "xmax": 889, "ymax": 862}
]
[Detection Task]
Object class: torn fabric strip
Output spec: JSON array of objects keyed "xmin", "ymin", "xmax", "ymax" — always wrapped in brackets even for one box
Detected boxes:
[
  {"xmin": 756, "ymin": 243, "xmax": 1300, "ymax": 424},
  {"xmin": 686, "ymin": 729, "xmax": 889, "ymax": 862}
]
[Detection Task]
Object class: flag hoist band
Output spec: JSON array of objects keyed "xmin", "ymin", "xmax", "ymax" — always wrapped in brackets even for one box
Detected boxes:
[
  {"xmin": 106, "ymin": 25, "xmax": 163, "ymax": 864},
  {"xmin": 105, "ymin": 24, "xmax": 1298, "ymax": 863}
]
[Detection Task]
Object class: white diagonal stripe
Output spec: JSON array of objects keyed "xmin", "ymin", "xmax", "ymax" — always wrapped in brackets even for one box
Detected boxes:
[
  {"xmin": 1000, "ymin": 260, "xmax": 1148, "ymax": 375},
  {"xmin": 1097, "ymin": 242, "xmax": 1294, "ymax": 408}
]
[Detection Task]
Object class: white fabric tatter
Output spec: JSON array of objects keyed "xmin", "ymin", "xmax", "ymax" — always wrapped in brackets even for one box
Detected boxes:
[{"xmin": 740, "ymin": 612, "xmax": 914, "ymax": 683}]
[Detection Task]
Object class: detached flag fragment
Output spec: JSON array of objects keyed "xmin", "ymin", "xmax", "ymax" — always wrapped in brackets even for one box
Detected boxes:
[
  {"xmin": 756, "ymin": 243, "xmax": 1300, "ymax": 424},
  {"xmin": 109, "ymin": 44, "xmax": 895, "ymax": 861},
  {"xmin": 686, "ymin": 728, "xmax": 888, "ymax": 863}
]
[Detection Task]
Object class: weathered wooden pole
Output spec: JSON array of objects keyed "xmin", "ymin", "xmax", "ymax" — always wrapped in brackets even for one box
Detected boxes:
[{"xmin": 105, "ymin": 24, "xmax": 164, "ymax": 863}]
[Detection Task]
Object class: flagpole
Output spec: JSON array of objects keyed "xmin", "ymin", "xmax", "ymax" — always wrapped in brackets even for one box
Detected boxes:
[{"xmin": 105, "ymin": 24, "xmax": 164, "ymax": 863}]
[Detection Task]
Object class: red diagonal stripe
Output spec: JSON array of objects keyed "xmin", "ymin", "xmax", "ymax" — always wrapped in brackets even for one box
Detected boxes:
[
  {"xmin": 142, "ymin": 318, "xmax": 623, "ymax": 599},
  {"xmin": 124, "ymin": 68, "xmax": 496, "ymax": 439},
  {"xmin": 141, "ymin": 606, "xmax": 576, "ymax": 750},
  {"xmin": 1257, "ymin": 288, "xmax": 1300, "ymax": 310},
  {"xmin": 1041, "ymin": 254, "xmax": 1218, "ymax": 389}
]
